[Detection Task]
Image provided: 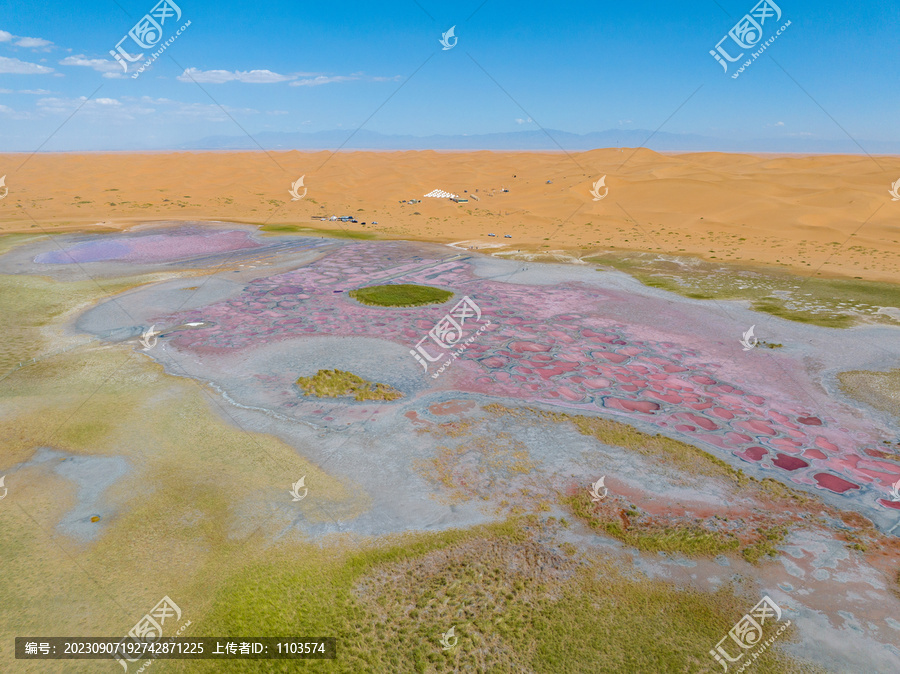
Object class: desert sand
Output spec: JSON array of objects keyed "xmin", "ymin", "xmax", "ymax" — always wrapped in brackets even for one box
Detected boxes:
[{"xmin": 1, "ymin": 148, "xmax": 898, "ymax": 282}]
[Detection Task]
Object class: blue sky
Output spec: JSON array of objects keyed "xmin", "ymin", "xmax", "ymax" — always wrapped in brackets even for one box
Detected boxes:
[{"xmin": 0, "ymin": 0, "xmax": 898, "ymax": 151}]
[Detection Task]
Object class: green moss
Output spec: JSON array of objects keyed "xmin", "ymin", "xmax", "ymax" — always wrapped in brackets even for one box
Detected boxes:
[
  {"xmin": 295, "ymin": 369, "xmax": 402, "ymax": 401},
  {"xmin": 350, "ymin": 284, "xmax": 453, "ymax": 308}
]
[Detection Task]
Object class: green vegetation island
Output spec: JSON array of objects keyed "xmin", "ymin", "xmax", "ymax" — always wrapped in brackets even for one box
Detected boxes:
[
  {"xmin": 350, "ymin": 284, "xmax": 453, "ymax": 307},
  {"xmin": 296, "ymin": 369, "xmax": 403, "ymax": 401}
]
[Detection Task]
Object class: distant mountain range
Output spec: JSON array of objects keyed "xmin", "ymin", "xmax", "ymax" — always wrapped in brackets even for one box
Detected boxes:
[{"xmin": 177, "ymin": 128, "xmax": 900, "ymax": 154}]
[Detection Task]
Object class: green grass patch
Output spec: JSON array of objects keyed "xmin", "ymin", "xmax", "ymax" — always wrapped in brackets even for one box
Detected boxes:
[
  {"xmin": 563, "ymin": 491, "xmax": 741, "ymax": 557},
  {"xmin": 0, "ymin": 334, "xmax": 354, "ymax": 669},
  {"xmin": 0, "ymin": 272, "xmax": 148, "ymax": 373},
  {"xmin": 563, "ymin": 492, "xmax": 794, "ymax": 565},
  {"xmin": 741, "ymin": 526, "xmax": 789, "ymax": 564},
  {"xmin": 177, "ymin": 519, "xmax": 811, "ymax": 673},
  {"xmin": 0, "ymin": 233, "xmax": 55, "ymax": 257},
  {"xmin": 296, "ymin": 369, "xmax": 402, "ymax": 401},
  {"xmin": 588, "ymin": 251, "xmax": 900, "ymax": 329},
  {"xmin": 603, "ymin": 520, "xmax": 739, "ymax": 556},
  {"xmin": 750, "ymin": 297, "xmax": 855, "ymax": 328},
  {"xmin": 258, "ymin": 223, "xmax": 314, "ymax": 234},
  {"xmin": 753, "ymin": 477, "xmax": 812, "ymax": 504},
  {"xmin": 258, "ymin": 223, "xmax": 376, "ymax": 239},
  {"xmin": 643, "ymin": 276, "xmax": 717, "ymax": 299},
  {"xmin": 350, "ymin": 284, "xmax": 453, "ymax": 308},
  {"xmin": 570, "ymin": 415, "xmax": 745, "ymax": 482},
  {"xmin": 487, "ymin": 406, "xmax": 807, "ymax": 563},
  {"xmin": 837, "ymin": 369, "xmax": 900, "ymax": 419},
  {"xmin": 486, "ymin": 405, "xmax": 748, "ymax": 485}
]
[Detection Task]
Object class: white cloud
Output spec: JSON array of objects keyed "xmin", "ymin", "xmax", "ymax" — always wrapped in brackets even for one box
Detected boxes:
[
  {"xmin": 15, "ymin": 36, "xmax": 53, "ymax": 49},
  {"xmin": 59, "ymin": 54, "xmax": 124, "ymax": 78},
  {"xmin": 0, "ymin": 30, "xmax": 54, "ymax": 49},
  {"xmin": 82, "ymin": 94, "xmax": 258, "ymax": 121},
  {"xmin": 177, "ymin": 67, "xmax": 296, "ymax": 84},
  {"xmin": 289, "ymin": 75, "xmax": 357, "ymax": 87},
  {"xmin": 122, "ymin": 95, "xmax": 172, "ymax": 104},
  {"xmin": 164, "ymin": 101, "xmax": 259, "ymax": 119},
  {"xmin": 176, "ymin": 67, "xmax": 388, "ymax": 87},
  {"xmin": 775, "ymin": 121, "xmax": 784, "ymax": 126},
  {"xmin": 0, "ymin": 87, "xmax": 53, "ymax": 94},
  {"xmin": 514, "ymin": 117, "xmax": 533, "ymax": 124},
  {"xmin": 0, "ymin": 56, "xmax": 54, "ymax": 74},
  {"xmin": 36, "ymin": 95, "xmax": 155, "ymax": 119},
  {"xmin": 0, "ymin": 102, "xmax": 35, "ymax": 119}
]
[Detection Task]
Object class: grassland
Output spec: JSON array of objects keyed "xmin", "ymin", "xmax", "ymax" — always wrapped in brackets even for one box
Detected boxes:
[
  {"xmin": 587, "ymin": 252, "xmax": 900, "ymax": 329},
  {"xmin": 295, "ymin": 369, "xmax": 403, "ymax": 401},
  {"xmin": 0, "ymin": 262, "xmax": 362, "ymax": 673},
  {"xmin": 349, "ymin": 283, "xmax": 453, "ymax": 307},
  {"xmin": 563, "ymin": 490, "xmax": 741, "ymax": 556},
  {"xmin": 837, "ymin": 369, "xmax": 900, "ymax": 419},
  {"xmin": 563, "ymin": 489, "xmax": 790, "ymax": 564},
  {"xmin": 258, "ymin": 223, "xmax": 376, "ymax": 239},
  {"xmin": 172, "ymin": 518, "xmax": 815, "ymax": 673},
  {"xmin": 0, "ymin": 271, "xmax": 147, "ymax": 376},
  {"xmin": 0, "ymin": 232, "xmax": 53, "ymax": 257}
]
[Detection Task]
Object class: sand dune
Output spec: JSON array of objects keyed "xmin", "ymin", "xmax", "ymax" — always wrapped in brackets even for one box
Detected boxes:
[{"xmin": 1, "ymin": 148, "xmax": 898, "ymax": 282}]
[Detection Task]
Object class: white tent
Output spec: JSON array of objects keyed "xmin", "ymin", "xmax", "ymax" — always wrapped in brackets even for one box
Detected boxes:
[{"xmin": 424, "ymin": 189, "xmax": 459, "ymax": 198}]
